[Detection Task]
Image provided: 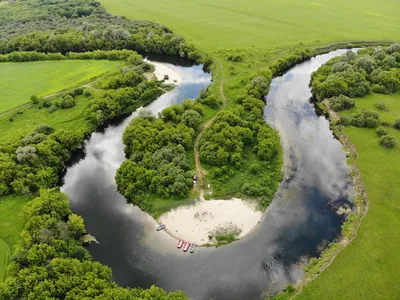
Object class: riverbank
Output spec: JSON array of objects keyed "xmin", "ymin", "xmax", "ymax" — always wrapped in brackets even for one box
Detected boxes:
[
  {"xmin": 158, "ymin": 193, "xmax": 262, "ymax": 245},
  {"xmin": 146, "ymin": 60, "xmax": 183, "ymax": 85}
]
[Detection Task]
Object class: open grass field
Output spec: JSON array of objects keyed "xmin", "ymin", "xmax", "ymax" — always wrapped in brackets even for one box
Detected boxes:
[
  {"xmin": 297, "ymin": 94, "xmax": 400, "ymax": 299},
  {"xmin": 100, "ymin": 0, "xmax": 400, "ymax": 51},
  {"xmin": 0, "ymin": 195, "xmax": 29, "ymax": 282},
  {"xmin": 0, "ymin": 60, "xmax": 121, "ymax": 113}
]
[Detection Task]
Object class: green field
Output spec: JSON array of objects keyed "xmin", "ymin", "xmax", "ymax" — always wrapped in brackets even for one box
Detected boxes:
[
  {"xmin": 0, "ymin": 195, "xmax": 28, "ymax": 281},
  {"xmin": 297, "ymin": 94, "xmax": 400, "ymax": 299},
  {"xmin": 101, "ymin": 0, "xmax": 399, "ymax": 51},
  {"xmin": 0, "ymin": 60, "xmax": 121, "ymax": 113}
]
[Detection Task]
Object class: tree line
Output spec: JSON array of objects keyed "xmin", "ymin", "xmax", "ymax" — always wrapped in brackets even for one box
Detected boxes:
[
  {"xmin": 0, "ymin": 0, "xmax": 212, "ymax": 67},
  {"xmin": 0, "ymin": 189, "xmax": 187, "ymax": 299}
]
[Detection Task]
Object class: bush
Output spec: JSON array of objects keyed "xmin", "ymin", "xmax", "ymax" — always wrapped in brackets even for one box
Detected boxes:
[
  {"xmin": 60, "ymin": 95, "xmax": 76, "ymax": 109},
  {"xmin": 376, "ymin": 127, "xmax": 388, "ymax": 136},
  {"xmin": 30, "ymin": 95, "xmax": 39, "ymax": 104},
  {"xmin": 42, "ymin": 99, "xmax": 51, "ymax": 108},
  {"xmin": 376, "ymin": 100, "xmax": 388, "ymax": 111},
  {"xmin": 330, "ymin": 95, "xmax": 355, "ymax": 111},
  {"xmin": 379, "ymin": 135, "xmax": 397, "ymax": 148},
  {"xmin": 83, "ymin": 90, "xmax": 92, "ymax": 97},
  {"xmin": 72, "ymin": 88, "xmax": 84, "ymax": 97},
  {"xmin": 394, "ymin": 119, "xmax": 400, "ymax": 130},
  {"xmin": 48, "ymin": 105, "xmax": 59, "ymax": 113}
]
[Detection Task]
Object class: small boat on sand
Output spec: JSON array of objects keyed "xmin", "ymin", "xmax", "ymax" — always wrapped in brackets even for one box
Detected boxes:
[
  {"xmin": 182, "ymin": 242, "xmax": 190, "ymax": 252},
  {"xmin": 177, "ymin": 240, "xmax": 184, "ymax": 249},
  {"xmin": 189, "ymin": 243, "xmax": 196, "ymax": 253},
  {"xmin": 156, "ymin": 224, "xmax": 165, "ymax": 231}
]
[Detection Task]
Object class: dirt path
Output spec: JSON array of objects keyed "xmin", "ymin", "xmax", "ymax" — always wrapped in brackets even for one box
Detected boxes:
[{"xmin": 194, "ymin": 59, "xmax": 226, "ymax": 184}]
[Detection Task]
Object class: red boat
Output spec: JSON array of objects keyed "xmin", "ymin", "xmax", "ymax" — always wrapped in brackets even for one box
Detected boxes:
[
  {"xmin": 182, "ymin": 242, "xmax": 191, "ymax": 252},
  {"xmin": 177, "ymin": 240, "xmax": 184, "ymax": 249}
]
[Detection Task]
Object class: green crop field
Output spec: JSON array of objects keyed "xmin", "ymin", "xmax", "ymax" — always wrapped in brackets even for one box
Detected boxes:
[
  {"xmin": 297, "ymin": 94, "xmax": 400, "ymax": 299},
  {"xmin": 100, "ymin": 0, "xmax": 399, "ymax": 51},
  {"xmin": 0, "ymin": 60, "xmax": 121, "ymax": 113},
  {"xmin": 0, "ymin": 195, "xmax": 29, "ymax": 282}
]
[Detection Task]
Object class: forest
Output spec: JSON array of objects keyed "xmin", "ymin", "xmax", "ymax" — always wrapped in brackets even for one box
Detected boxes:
[{"xmin": 312, "ymin": 44, "xmax": 400, "ymax": 148}]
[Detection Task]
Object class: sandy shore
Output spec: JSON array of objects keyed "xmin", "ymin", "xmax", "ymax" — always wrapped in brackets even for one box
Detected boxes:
[
  {"xmin": 158, "ymin": 195, "xmax": 263, "ymax": 245},
  {"xmin": 146, "ymin": 60, "xmax": 183, "ymax": 85}
]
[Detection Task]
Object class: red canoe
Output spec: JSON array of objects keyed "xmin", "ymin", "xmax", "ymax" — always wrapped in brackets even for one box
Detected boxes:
[
  {"xmin": 177, "ymin": 240, "xmax": 184, "ymax": 249},
  {"xmin": 182, "ymin": 242, "xmax": 191, "ymax": 252}
]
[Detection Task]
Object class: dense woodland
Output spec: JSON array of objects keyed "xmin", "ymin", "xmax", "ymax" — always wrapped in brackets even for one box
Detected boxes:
[
  {"xmin": 0, "ymin": 189, "xmax": 187, "ymax": 299},
  {"xmin": 0, "ymin": 0, "xmax": 212, "ymax": 66},
  {"xmin": 311, "ymin": 44, "xmax": 400, "ymax": 148}
]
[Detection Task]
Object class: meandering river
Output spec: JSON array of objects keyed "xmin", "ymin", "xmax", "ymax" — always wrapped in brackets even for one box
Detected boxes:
[{"xmin": 62, "ymin": 50, "xmax": 354, "ymax": 299}]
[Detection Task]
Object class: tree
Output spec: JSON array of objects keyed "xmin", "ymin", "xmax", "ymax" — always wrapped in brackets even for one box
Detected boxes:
[
  {"xmin": 379, "ymin": 135, "xmax": 397, "ymax": 148},
  {"xmin": 181, "ymin": 109, "xmax": 201, "ymax": 129},
  {"xmin": 16, "ymin": 146, "xmax": 37, "ymax": 163}
]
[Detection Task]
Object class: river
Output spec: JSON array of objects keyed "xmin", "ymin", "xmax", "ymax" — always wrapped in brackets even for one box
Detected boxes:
[{"xmin": 62, "ymin": 50, "xmax": 354, "ymax": 300}]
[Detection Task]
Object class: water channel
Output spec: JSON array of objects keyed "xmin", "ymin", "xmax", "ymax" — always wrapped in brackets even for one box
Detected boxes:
[{"xmin": 62, "ymin": 49, "xmax": 354, "ymax": 299}]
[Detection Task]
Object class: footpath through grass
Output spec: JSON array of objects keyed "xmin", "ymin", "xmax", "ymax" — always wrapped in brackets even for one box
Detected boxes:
[
  {"xmin": 296, "ymin": 94, "xmax": 400, "ymax": 299},
  {"xmin": 0, "ymin": 195, "xmax": 28, "ymax": 282},
  {"xmin": 0, "ymin": 60, "xmax": 121, "ymax": 113}
]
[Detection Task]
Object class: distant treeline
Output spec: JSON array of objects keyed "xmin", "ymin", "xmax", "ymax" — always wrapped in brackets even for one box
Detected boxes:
[
  {"xmin": 0, "ymin": 49, "xmax": 145, "ymax": 62},
  {"xmin": 0, "ymin": 0, "xmax": 212, "ymax": 66}
]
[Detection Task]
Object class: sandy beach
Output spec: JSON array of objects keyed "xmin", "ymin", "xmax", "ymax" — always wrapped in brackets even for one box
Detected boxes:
[
  {"xmin": 146, "ymin": 60, "xmax": 183, "ymax": 85},
  {"xmin": 158, "ymin": 195, "xmax": 263, "ymax": 245}
]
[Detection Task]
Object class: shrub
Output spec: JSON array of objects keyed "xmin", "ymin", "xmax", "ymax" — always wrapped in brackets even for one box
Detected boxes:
[
  {"xmin": 376, "ymin": 127, "xmax": 388, "ymax": 136},
  {"xmin": 30, "ymin": 95, "xmax": 39, "ymax": 104},
  {"xmin": 83, "ymin": 90, "xmax": 92, "ymax": 97},
  {"xmin": 376, "ymin": 100, "xmax": 388, "ymax": 111},
  {"xmin": 48, "ymin": 105, "xmax": 59, "ymax": 113},
  {"xmin": 42, "ymin": 99, "xmax": 51, "ymax": 108},
  {"xmin": 33, "ymin": 124, "xmax": 54, "ymax": 135},
  {"xmin": 379, "ymin": 135, "xmax": 397, "ymax": 148},
  {"xmin": 394, "ymin": 119, "xmax": 400, "ymax": 130},
  {"xmin": 60, "ymin": 95, "xmax": 76, "ymax": 109},
  {"xmin": 330, "ymin": 95, "xmax": 355, "ymax": 111},
  {"xmin": 72, "ymin": 88, "xmax": 84, "ymax": 97}
]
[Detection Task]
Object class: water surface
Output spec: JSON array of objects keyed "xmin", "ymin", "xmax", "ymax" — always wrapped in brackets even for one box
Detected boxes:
[{"xmin": 62, "ymin": 50, "xmax": 354, "ymax": 299}]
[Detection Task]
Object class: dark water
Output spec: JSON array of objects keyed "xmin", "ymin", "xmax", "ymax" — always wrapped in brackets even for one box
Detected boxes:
[{"xmin": 62, "ymin": 50, "xmax": 354, "ymax": 300}]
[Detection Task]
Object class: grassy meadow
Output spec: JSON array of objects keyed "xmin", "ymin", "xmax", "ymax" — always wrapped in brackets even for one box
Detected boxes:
[
  {"xmin": 0, "ymin": 195, "xmax": 29, "ymax": 281},
  {"xmin": 0, "ymin": 60, "xmax": 121, "ymax": 113},
  {"xmin": 101, "ymin": 0, "xmax": 399, "ymax": 51},
  {"xmin": 297, "ymin": 94, "xmax": 400, "ymax": 299}
]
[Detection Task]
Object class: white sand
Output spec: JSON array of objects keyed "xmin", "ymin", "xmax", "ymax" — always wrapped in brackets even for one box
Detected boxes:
[
  {"xmin": 147, "ymin": 61, "xmax": 183, "ymax": 85},
  {"xmin": 158, "ymin": 195, "xmax": 263, "ymax": 245}
]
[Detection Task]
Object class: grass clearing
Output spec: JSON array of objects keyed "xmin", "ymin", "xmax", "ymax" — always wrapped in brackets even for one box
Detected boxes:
[
  {"xmin": 101, "ymin": 0, "xmax": 399, "ymax": 51},
  {"xmin": 296, "ymin": 95, "xmax": 400, "ymax": 299},
  {"xmin": 0, "ymin": 60, "xmax": 121, "ymax": 113},
  {"xmin": 0, "ymin": 195, "xmax": 29, "ymax": 282}
]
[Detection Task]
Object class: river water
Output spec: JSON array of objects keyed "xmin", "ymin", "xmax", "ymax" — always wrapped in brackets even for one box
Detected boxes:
[{"xmin": 62, "ymin": 50, "xmax": 354, "ymax": 300}]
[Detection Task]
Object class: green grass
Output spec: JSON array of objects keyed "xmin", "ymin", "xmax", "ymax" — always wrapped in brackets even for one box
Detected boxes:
[
  {"xmin": 0, "ymin": 94, "xmax": 94, "ymax": 145},
  {"xmin": 296, "ymin": 94, "xmax": 400, "ymax": 299},
  {"xmin": 0, "ymin": 60, "xmax": 121, "ymax": 113},
  {"xmin": 101, "ymin": 0, "xmax": 399, "ymax": 51},
  {"xmin": 0, "ymin": 195, "xmax": 29, "ymax": 282}
]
